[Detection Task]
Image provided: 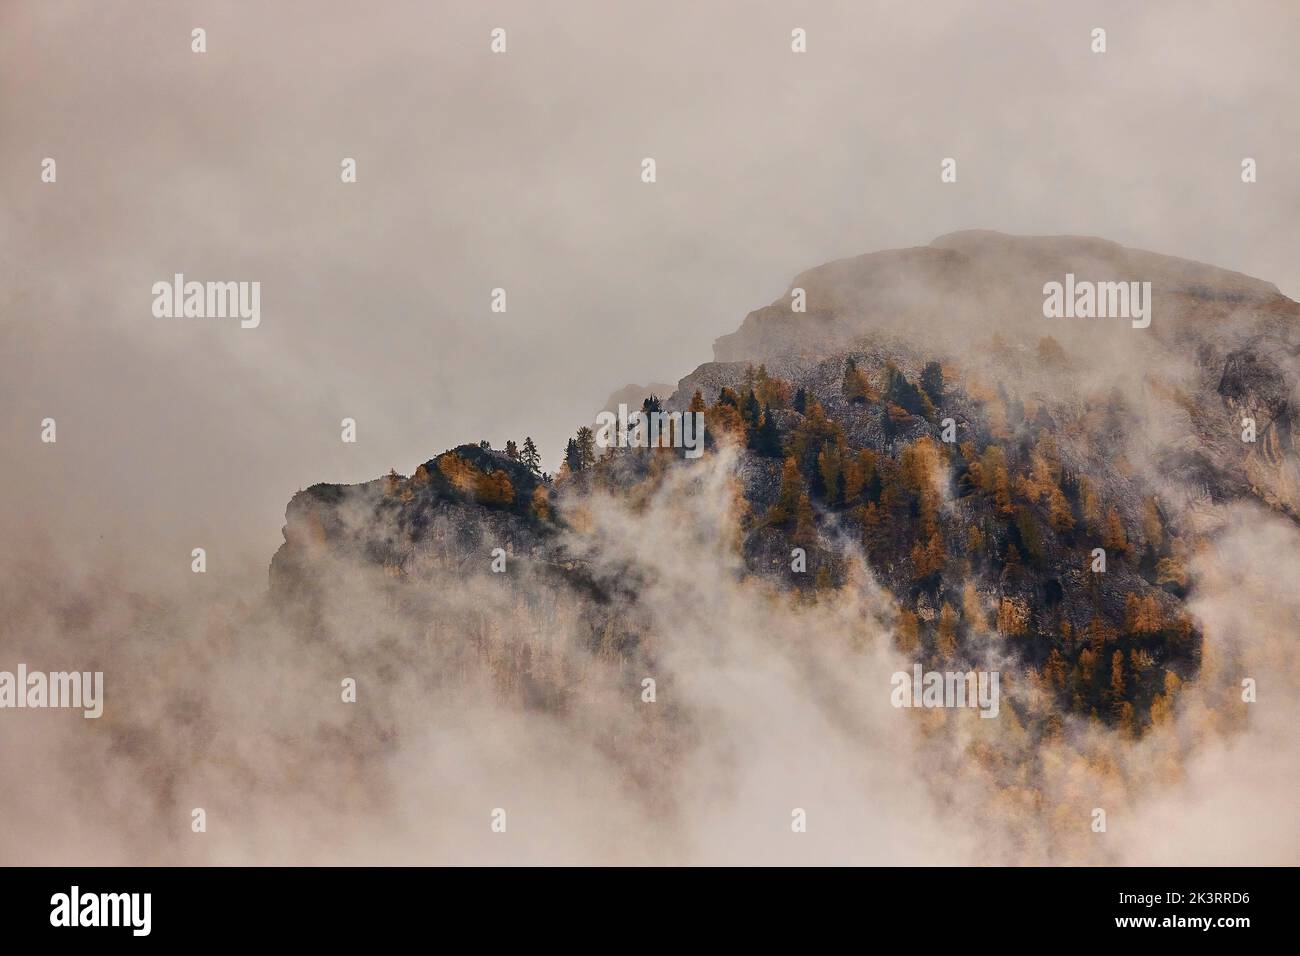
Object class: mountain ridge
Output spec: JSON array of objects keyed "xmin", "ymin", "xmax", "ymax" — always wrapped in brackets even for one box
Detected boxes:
[{"xmin": 270, "ymin": 232, "xmax": 1300, "ymax": 740}]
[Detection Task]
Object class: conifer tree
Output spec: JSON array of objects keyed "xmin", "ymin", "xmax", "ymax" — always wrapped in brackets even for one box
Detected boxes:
[
  {"xmin": 920, "ymin": 361, "xmax": 944, "ymax": 407},
  {"xmin": 842, "ymin": 357, "xmax": 871, "ymax": 404},
  {"xmin": 521, "ymin": 436, "xmax": 542, "ymax": 475},
  {"xmin": 793, "ymin": 493, "xmax": 816, "ymax": 546},
  {"xmin": 575, "ymin": 426, "xmax": 597, "ymax": 469},
  {"xmin": 768, "ymin": 456, "xmax": 804, "ymax": 526},
  {"xmin": 817, "ymin": 440, "xmax": 843, "ymax": 505},
  {"xmin": 895, "ymin": 608, "xmax": 920, "ymax": 654},
  {"xmin": 1109, "ymin": 650, "xmax": 1126, "ymax": 706},
  {"xmin": 1078, "ymin": 474, "xmax": 1101, "ymax": 530},
  {"xmin": 1142, "ymin": 497, "xmax": 1164, "ymax": 552},
  {"xmin": 937, "ymin": 602, "xmax": 959, "ymax": 659},
  {"xmin": 1102, "ymin": 506, "xmax": 1128, "ymax": 553},
  {"xmin": 750, "ymin": 406, "xmax": 783, "ymax": 457},
  {"xmin": 741, "ymin": 390, "xmax": 762, "ymax": 430}
]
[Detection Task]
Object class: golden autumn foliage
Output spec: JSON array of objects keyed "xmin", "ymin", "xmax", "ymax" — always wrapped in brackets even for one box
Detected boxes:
[
  {"xmin": 477, "ymin": 470, "xmax": 515, "ymax": 506},
  {"xmin": 1124, "ymin": 592, "xmax": 1168, "ymax": 634},
  {"xmin": 841, "ymin": 450, "xmax": 870, "ymax": 505},
  {"xmin": 1046, "ymin": 649, "xmax": 1067, "ymax": 691},
  {"xmin": 817, "ymin": 441, "xmax": 844, "ymax": 505},
  {"xmin": 768, "ymin": 456, "xmax": 804, "ymax": 527},
  {"xmin": 437, "ymin": 452, "xmax": 479, "ymax": 494},
  {"xmin": 748, "ymin": 363, "xmax": 792, "ymax": 410},
  {"xmin": 436, "ymin": 453, "xmax": 516, "ymax": 507},
  {"xmin": 841, "ymin": 358, "xmax": 874, "ymax": 404},
  {"xmin": 705, "ymin": 401, "xmax": 745, "ymax": 443},
  {"xmin": 1077, "ymin": 647, "xmax": 1098, "ymax": 685},
  {"xmin": 1156, "ymin": 554, "xmax": 1188, "ymax": 588},
  {"xmin": 530, "ymin": 485, "xmax": 551, "ymax": 520},
  {"xmin": 962, "ymin": 581, "xmax": 988, "ymax": 633},
  {"xmin": 911, "ymin": 532, "xmax": 946, "ymax": 579},
  {"xmin": 1109, "ymin": 650, "xmax": 1126, "ymax": 700},
  {"xmin": 1085, "ymin": 614, "xmax": 1116, "ymax": 650},
  {"xmin": 1047, "ymin": 486, "xmax": 1075, "ymax": 532},
  {"xmin": 793, "ymin": 493, "xmax": 816, "ymax": 546},
  {"xmin": 1142, "ymin": 496, "xmax": 1165, "ymax": 551},
  {"xmin": 789, "ymin": 399, "xmax": 844, "ymax": 466},
  {"xmin": 937, "ymin": 602, "xmax": 959, "ymax": 659},
  {"xmin": 979, "ymin": 445, "xmax": 1013, "ymax": 515},
  {"xmin": 1102, "ymin": 505, "xmax": 1129, "ymax": 553},
  {"xmin": 895, "ymin": 607, "xmax": 920, "ymax": 654},
  {"xmin": 997, "ymin": 596, "xmax": 1030, "ymax": 636},
  {"xmin": 899, "ymin": 436, "xmax": 941, "ymax": 494}
]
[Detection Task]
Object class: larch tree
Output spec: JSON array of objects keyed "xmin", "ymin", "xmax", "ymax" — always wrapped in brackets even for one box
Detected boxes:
[
  {"xmin": 768, "ymin": 456, "xmax": 804, "ymax": 527},
  {"xmin": 841, "ymin": 357, "xmax": 872, "ymax": 404},
  {"xmin": 937, "ymin": 602, "xmax": 959, "ymax": 659},
  {"xmin": 1102, "ymin": 506, "xmax": 1129, "ymax": 553},
  {"xmin": 1142, "ymin": 497, "xmax": 1164, "ymax": 552},
  {"xmin": 1078, "ymin": 474, "xmax": 1102, "ymax": 530},
  {"xmin": 895, "ymin": 607, "xmax": 920, "ymax": 655},
  {"xmin": 1109, "ymin": 650, "xmax": 1126, "ymax": 703},
  {"xmin": 793, "ymin": 493, "xmax": 816, "ymax": 547}
]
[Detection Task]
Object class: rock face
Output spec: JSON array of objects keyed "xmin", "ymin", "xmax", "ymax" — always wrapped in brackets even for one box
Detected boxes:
[
  {"xmin": 271, "ymin": 232, "xmax": 1300, "ymax": 735},
  {"xmin": 600, "ymin": 383, "xmax": 676, "ymax": 415},
  {"xmin": 270, "ymin": 443, "xmax": 556, "ymax": 604},
  {"xmin": 714, "ymin": 231, "xmax": 1289, "ymax": 366},
  {"xmin": 708, "ymin": 230, "xmax": 1300, "ymax": 519}
]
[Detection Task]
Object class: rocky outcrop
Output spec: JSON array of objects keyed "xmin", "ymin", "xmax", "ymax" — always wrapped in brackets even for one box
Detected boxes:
[
  {"xmin": 270, "ymin": 443, "xmax": 558, "ymax": 604},
  {"xmin": 269, "ymin": 232, "xmax": 1300, "ymax": 732}
]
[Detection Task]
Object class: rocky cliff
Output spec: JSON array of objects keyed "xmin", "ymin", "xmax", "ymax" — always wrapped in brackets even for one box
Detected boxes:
[{"xmin": 270, "ymin": 232, "xmax": 1300, "ymax": 736}]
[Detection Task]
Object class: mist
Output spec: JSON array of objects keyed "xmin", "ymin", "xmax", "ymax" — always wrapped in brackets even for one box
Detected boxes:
[{"xmin": 2, "ymin": 1, "xmax": 1298, "ymax": 865}]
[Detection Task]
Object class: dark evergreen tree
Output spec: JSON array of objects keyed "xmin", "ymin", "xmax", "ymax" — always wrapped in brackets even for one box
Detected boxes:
[
  {"xmin": 842, "ymin": 357, "xmax": 871, "ymax": 404},
  {"xmin": 521, "ymin": 437, "xmax": 541, "ymax": 475},
  {"xmin": 885, "ymin": 364, "xmax": 928, "ymax": 417},
  {"xmin": 575, "ymin": 426, "xmax": 597, "ymax": 469},
  {"xmin": 920, "ymin": 361, "xmax": 944, "ymax": 406},
  {"xmin": 749, "ymin": 406, "xmax": 783, "ymax": 457},
  {"xmin": 865, "ymin": 467, "xmax": 883, "ymax": 504}
]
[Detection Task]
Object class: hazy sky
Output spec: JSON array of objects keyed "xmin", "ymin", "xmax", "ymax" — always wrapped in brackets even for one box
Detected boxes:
[{"xmin": 3, "ymin": 0, "xmax": 1297, "ymax": 577}]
